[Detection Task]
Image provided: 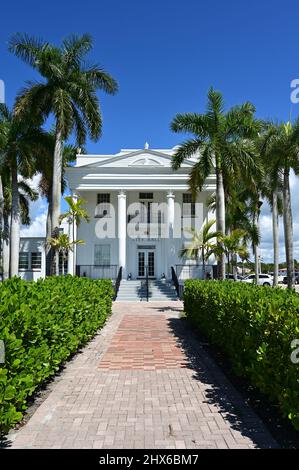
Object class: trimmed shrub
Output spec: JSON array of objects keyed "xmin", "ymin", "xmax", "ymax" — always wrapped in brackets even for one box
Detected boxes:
[
  {"xmin": 0, "ymin": 275, "xmax": 113, "ymax": 432},
  {"xmin": 184, "ymin": 280, "xmax": 299, "ymax": 429}
]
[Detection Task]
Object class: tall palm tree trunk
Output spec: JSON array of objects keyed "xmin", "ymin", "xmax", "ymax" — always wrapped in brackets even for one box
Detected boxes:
[
  {"xmin": 51, "ymin": 128, "xmax": 63, "ymax": 232},
  {"xmin": 2, "ymin": 213, "xmax": 10, "ymax": 280},
  {"xmin": 254, "ymin": 242, "xmax": 259, "ymax": 283},
  {"xmin": 0, "ymin": 175, "xmax": 3, "ymax": 232},
  {"xmin": 55, "ymin": 251, "xmax": 59, "ymax": 276},
  {"xmin": 201, "ymin": 247, "xmax": 206, "ymax": 279},
  {"xmin": 0, "ymin": 175, "xmax": 3, "ymax": 276},
  {"xmin": 282, "ymin": 167, "xmax": 294, "ymax": 289},
  {"xmin": 73, "ymin": 216, "xmax": 76, "ymax": 276},
  {"xmin": 253, "ymin": 210, "xmax": 260, "ymax": 284},
  {"xmin": 216, "ymin": 165, "xmax": 225, "ymax": 280},
  {"xmin": 10, "ymin": 163, "xmax": 20, "ymax": 277},
  {"xmin": 227, "ymin": 253, "xmax": 230, "ymax": 276},
  {"xmin": 272, "ymin": 190, "xmax": 279, "ymax": 287},
  {"xmin": 45, "ymin": 197, "xmax": 53, "ymax": 276},
  {"xmin": 232, "ymin": 253, "xmax": 238, "ymax": 279}
]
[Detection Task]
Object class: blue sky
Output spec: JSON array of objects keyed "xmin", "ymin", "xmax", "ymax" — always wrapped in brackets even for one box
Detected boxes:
[{"xmin": 2, "ymin": 0, "xmax": 299, "ymax": 261}]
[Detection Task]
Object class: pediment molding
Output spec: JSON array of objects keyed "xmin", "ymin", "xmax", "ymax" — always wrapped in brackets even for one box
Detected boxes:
[{"xmin": 80, "ymin": 149, "xmax": 194, "ymax": 168}]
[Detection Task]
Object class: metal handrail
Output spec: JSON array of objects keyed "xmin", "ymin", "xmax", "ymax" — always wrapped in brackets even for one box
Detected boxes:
[
  {"xmin": 171, "ymin": 266, "xmax": 181, "ymax": 299},
  {"xmin": 114, "ymin": 266, "xmax": 123, "ymax": 300}
]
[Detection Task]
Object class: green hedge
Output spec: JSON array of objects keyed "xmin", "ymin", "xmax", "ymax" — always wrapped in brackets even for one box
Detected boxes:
[
  {"xmin": 184, "ymin": 280, "xmax": 299, "ymax": 429},
  {"xmin": 0, "ymin": 275, "xmax": 114, "ymax": 432}
]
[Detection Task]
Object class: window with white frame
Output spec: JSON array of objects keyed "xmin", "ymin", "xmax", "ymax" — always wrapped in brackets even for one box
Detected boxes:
[
  {"xmin": 19, "ymin": 251, "xmax": 42, "ymax": 270},
  {"xmin": 19, "ymin": 252, "xmax": 29, "ymax": 270},
  {"xmin": 31, "ymin": 252, "xmax": 42, "ymax": 269},
  {"xmin": 139, "ymin": 192, "xmax": 153, "ymax": 200},
  {"xmin": 183, "ymin": 193, "xmax": 196, "ymax": 217},
  {"xmin": 94, "ymin": 244, "xmax": 111, "ymax": 266},
  {"xmin": 96, "ymin": 193, "xmax": 111, "ymax": 217}
]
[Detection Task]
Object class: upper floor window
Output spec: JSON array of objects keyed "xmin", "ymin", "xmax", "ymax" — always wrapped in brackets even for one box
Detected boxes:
[
  {"xmin": 97, "ymin": 193, "xmax": 110, "ymax": 204},
  {"xmin": 139, "ymin": 192, "xmax": 153, "ymax": 200},
  {"xmin": 96, "ymin": 193, "xmax": 111, "ymax": 217},
  {"xmin": 183, "ymin": 193, "xmax": 196, "ymax": 217}
]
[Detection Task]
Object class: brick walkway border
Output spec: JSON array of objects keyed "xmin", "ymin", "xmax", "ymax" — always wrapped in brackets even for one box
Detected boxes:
[{"xmin": 7, "ymin": 301, "xmax": 278, "ymax": 449}]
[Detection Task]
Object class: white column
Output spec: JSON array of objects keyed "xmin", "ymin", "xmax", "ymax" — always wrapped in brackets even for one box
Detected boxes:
[
  {"xmin": 166, "ymin": 191, "xmax": 175, "ymax": 278},
  {"xmin": 167, "ymin": 191, "xmax": 175, "ymax": 238},
  {"xmin": 118, "ymin": 190, "xmax": 127, "ymax": 276}
]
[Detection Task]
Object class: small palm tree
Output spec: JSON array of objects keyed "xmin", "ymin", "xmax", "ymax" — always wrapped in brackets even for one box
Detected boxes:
[
  {"xmin": 215, "ymin": 229, "xmax": 249, "ymax": 275},
  {"xmin": 47, "ymin": 233, "xmax": 84, "ymax": 276},
  {"xmin": 59, "ymin": 196, "xmax": 90, "ymax": 274},
  {"xmin": 9, "ymin": 33, "xmax": 118, "ymax": 235},
  {"xmin": 180, "ymin": 219, "xmax": 220, "ymax": 278},
  {"xmin": 35, "ymin": 134, "xmax": 77, "ymax": 240},
  {"xmin": 35, "ymin": 137, "xmax": 77, "ymax": 276},
  {"xmin": 171, "ymin": 87, "xmax": 261, "ymax": 279}
]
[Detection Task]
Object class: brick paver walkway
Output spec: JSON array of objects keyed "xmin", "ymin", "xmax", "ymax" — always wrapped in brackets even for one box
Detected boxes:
[{"xmin": 8, "ymin": 302, "xmax": 277, "ymax": 449}]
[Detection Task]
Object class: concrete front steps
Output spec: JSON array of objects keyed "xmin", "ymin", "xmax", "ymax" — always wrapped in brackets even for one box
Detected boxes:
[{"xmin": 116, "ymin": 279, "xmax": 178, "ymax": 301}]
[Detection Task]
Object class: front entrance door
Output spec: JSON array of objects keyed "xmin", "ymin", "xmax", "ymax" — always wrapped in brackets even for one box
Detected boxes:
[{"xmin": 138, "ymin": 249, "xmax": 155, "ymax": 278}]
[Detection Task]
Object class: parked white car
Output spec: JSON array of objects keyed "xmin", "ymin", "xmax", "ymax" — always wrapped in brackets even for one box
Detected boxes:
[{"xmin": 241, "ymin": 274, "xmax": 273, "ymax": 287}]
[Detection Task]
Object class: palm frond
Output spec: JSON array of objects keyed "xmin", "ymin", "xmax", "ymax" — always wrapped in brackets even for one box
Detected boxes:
[
  {"xmin": 172, "ymin": 138, "xmax": 202, "ymax": 170},
  {"xmin": 8, "ymin": 33, "xmax": 48, "ymax": 67}
]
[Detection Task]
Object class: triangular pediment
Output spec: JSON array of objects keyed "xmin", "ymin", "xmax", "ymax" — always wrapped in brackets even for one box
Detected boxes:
[{"xmin": 80, "ymin": 149, "xmax": 194, "ymax": 169}]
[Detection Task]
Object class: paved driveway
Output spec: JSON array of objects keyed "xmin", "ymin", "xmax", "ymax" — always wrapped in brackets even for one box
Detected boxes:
[{"xmin": 8, "ymin": 301, "xmax": 277, "ymax": 449}]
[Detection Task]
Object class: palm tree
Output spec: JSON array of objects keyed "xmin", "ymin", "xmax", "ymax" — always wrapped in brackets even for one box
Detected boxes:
[
  {"xmin": 262, "ymin": 121, "xmax": 299, "ymax": 288},
  {"xmin": 47, "ymin": 233, "xmax": 84, "ymax": 276},
  {"xmin": 179, "ymin": 219, "xmax": 219, "ymax": 278},
  {"xmin": 207, "ymin": 182, "xmax": 261, "ymax": 279},
  {"xmin": 170, "ymin": 87, "xmax": 261, "ymax": 279},
  {"xmin": 59, "ymin": 196, "xmax": 90, "ymax": 274},
  {"xmin": 9, "ymin": 33, "xmax": 118, "ymax": 236},
  {"xmin": 0, "ymin": 166, "xmax": 39, "ymax": 279},
  {"xmin": 0, "ymin": 103, "xmax": 49, "ymax": 276},
  {"xmin": 214, "ymin": 229, "xmax": 249, "ymax": 275},
  {"xmin": 35, "ymin": 138, "xmax": 77, "ymax": 275},
  {"xmin": 35, "ymin": 134, "xmax": 77, "ymax": 240},
  {"xmin": 258, "ymin": 128, "xmax": 283, "ymax": 286}
]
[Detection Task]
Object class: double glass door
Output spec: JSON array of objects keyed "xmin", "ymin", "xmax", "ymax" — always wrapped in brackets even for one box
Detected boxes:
[{"xmin": 138, "ymin": 250, "xmax": 155, "ymax": 278}]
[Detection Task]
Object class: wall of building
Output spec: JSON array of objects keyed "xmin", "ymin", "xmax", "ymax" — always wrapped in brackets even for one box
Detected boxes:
[{"xmin": 18, "ymin": 238, "xmax": 46, "ymax": 281}]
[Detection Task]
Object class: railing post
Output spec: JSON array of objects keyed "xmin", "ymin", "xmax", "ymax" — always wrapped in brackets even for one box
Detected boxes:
[
  {"xmin": 146, "ymin": 265, "xmax": 149, "ymax": 302},
  {"xmin": 114, "ymin": 266, "xmax": 123, "ymax": 300},
  {"xmin": 171, "ymin": 266, "xmax": 181, "ymax": 299}
]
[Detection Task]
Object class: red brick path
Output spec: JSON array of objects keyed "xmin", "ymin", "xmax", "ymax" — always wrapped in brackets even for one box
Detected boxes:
[
  {"xmin": 99, "ymin": 315, "xmax": 187, "ymax": 370},
  {"xmin": 9, "ymin": 302, "xmax": 277, "ymax": 449}
]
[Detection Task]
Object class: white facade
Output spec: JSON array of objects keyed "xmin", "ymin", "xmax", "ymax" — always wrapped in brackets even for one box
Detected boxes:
[
  {"xmin": 66, "ymin": 145, "xmax": 217, "ymax": 281},
  {"xmin": 18, "ymin": 221, "xmax": 72, "ymax": 280}
]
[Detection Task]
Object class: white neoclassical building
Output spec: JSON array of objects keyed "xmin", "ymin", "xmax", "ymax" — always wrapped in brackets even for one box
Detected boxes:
[{"xmin": 66, "ymin": 144, "xmax": 217, "ymax": 282}]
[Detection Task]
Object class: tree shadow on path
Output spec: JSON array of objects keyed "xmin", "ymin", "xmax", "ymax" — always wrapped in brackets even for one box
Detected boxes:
[{"xmin": 165, "ymin": 313, "xmax": 278, "ymax": 449}]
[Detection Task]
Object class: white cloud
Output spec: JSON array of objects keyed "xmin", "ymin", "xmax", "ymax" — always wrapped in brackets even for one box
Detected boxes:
[
  {"xmin": 21, "ymin": 212, "xmax": 47, "ymax": 237},
  {"xmin": 20, "ymin": 174, "xmax": 48, "ymax": 238}
]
